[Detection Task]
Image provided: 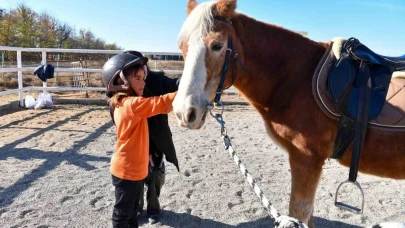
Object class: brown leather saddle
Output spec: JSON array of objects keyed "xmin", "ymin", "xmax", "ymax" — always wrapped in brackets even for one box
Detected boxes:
[{"xmin": 312, "ymin": 37, "xmax": 405, "ymax": 214}]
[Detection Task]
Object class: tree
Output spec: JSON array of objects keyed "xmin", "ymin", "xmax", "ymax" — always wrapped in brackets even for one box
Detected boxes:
[
  {"xmin": 35, "ymin": 12, "xmax": 57, "ymax": 48},
  {"xmin": 0, "ymin": 4, "xmax": 121, "ymax": 52},
  {"xmin": 55, "ymin": 23, "xmax": 73, "ymax": 48},
  {"xmin": 15, "ymin": 4, "xmax": 37, "ymax": 47},
  {"xmin": 105, "ymin": 43, "xmax": 121, "ymax": 50},
  {"xmin": 0, "ymin": 8, "xmax": 18, "ymax": 47}
]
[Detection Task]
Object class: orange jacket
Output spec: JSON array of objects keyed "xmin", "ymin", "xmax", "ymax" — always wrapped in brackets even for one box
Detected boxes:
[{"xmin": 110, "ymin": 92, "xmax": 176, "ymax": 181}]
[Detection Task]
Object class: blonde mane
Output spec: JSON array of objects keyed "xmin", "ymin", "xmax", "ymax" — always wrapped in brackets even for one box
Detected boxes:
[{"xmin": 178, "ymin": 1, "xmax": 216, "ymax": 45}]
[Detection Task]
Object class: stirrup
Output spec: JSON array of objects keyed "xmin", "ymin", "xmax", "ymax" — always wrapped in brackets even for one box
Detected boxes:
[{"xmin": 334, "ymin": 179, "xmax": 364, "ymax": 214}]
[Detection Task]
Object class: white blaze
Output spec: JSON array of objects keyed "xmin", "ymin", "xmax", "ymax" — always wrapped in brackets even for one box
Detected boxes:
[
  {"xmin": 173, "ymin": 1, "xmax": 216, "ymax": 127},
  {"xmin": 173, "ymin": 39, "xmax": 207, "ymax": 112}
]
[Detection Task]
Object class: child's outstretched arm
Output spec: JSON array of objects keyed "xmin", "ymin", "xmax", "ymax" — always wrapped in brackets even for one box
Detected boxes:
[{"xmin": 129, "ymin": 91, "xmax": 177, "ymax": 118}]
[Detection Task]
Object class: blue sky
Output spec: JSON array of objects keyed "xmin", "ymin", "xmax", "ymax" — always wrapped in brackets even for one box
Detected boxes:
[{"xmin": 1, "ymin": 0, "xmax": 404, "ymax": 55}]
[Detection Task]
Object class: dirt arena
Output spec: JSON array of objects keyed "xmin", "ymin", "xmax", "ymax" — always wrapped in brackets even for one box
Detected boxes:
[{"xmin": 0, "ymin": 101, "xmax": 404, "ymax": 228}]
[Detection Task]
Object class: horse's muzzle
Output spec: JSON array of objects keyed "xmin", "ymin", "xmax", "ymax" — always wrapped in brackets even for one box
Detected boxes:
[{"xmin": 174, "ymin": 105, "xmax": 207, "ymax": 130}]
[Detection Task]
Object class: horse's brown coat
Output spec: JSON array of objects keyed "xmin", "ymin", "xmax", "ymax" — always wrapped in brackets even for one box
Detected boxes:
[{"xmin": 179, "ymin": 1, "xmax": 405, "ymax": 227}]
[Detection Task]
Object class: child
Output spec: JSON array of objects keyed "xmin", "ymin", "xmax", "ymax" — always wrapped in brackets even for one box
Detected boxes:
[
  {"xmin": 122, "ymin": 50, "xmax": 180, "ymax": 224},
  {"xmin": 102, "ymin": 53, "xmax": 177, "ymax": 228}
]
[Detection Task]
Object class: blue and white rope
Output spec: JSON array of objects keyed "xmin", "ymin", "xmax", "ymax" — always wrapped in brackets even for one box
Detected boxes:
[
  {"xmin": 222, "ymin": 134, "xmax": 308, "ymax": 228},
  {"xmin": 208, "ymin": 104, "xmax": 308, "ymax": 228}
]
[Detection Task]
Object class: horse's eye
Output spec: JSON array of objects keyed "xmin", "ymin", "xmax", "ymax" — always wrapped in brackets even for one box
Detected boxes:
[{"xmin": 211, "ymin": 42, "xmax": 223, "ymax": 51}]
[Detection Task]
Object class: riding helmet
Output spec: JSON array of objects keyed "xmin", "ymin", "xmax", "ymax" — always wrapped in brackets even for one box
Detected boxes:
[
  {"xmin": 102, "ymin": 53, "xmax": 148, "ymax": 92},
  {"xmin": 123, "ymin": 50, "xmax": 149, "ymax": 79}
]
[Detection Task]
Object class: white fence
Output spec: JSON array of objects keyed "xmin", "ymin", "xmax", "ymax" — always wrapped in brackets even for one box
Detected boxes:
[{"xmin": 0, "ymin": 46, "xmax": 237, "ymax": 107}]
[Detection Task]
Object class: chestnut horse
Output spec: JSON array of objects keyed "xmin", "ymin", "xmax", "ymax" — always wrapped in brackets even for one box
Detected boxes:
[{"xmin": 172, "ymin": 0, "xmax": 405, "ymax": 227}]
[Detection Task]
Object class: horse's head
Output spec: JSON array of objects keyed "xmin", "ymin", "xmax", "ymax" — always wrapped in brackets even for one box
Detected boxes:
[{"xmin": 173, "ymin": 0, "xmax": 243, "ymax": 129}]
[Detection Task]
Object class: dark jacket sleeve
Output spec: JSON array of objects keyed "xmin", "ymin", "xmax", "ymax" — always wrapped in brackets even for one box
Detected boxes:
[
  {"xmin": 143, "ymin": 70, "xmax": 180, "ymax": 172},
  {"xmin": 161, "ymin": 73, "xmax": 180, "ymax": 94}
]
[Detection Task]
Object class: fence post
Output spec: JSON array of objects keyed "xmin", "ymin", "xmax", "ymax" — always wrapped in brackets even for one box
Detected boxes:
[
  {"xmin": 17, "ymin": 50, "xmax": 23, "ymax": 106},
  {"xmin": 1, "ymin": 51, "xmax": 4, "ymax": 78},
  {"xmin": 56, "ymin": 54, "xmax": 59, "ymax": 86},
  {"xmin": 41, "ymin": 51, "xmax": 47, "ymax": 93}
]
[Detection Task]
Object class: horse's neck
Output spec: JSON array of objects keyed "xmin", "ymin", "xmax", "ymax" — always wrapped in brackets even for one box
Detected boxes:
[{"xmin": 232, "ymin": 13, "xmax": 328, "ymax": 111}]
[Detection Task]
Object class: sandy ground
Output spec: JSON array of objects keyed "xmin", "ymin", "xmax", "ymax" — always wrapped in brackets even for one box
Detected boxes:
[{"xmin": 0, "ymin": 103, "xmax": 404, "ymax": 228}]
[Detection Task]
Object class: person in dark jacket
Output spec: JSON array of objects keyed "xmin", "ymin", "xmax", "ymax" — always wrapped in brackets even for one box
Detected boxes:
[{"xmin": 107, "ymin": 50, "xmax": 180, "ymax": 224}]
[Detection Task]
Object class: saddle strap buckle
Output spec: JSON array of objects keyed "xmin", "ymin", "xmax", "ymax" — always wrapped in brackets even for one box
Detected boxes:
[{"xmin": 334, "ymin": 179, "xmax": 365, "ymax": 214}]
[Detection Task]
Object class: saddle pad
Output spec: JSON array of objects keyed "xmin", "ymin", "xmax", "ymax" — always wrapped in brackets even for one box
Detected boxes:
[{"xmin": 312, "ymin": 39, "xmax": 405, "ymax": 132}]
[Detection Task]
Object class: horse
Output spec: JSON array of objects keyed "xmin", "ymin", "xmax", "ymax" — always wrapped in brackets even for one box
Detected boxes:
[{"xmin": 172, "ymin": 0, "xmax": 405, "ymax": 227}]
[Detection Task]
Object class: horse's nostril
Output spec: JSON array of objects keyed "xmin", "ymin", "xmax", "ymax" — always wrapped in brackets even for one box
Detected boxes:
[{"xmin": 185, "ymin": 108, "xmax": 197, "ymax": 123}]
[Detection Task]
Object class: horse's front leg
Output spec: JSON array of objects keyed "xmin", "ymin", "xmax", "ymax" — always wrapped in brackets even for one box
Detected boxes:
[{"xmin": 288, "ymin": 151, "xmax": 324, "ymax": 228}]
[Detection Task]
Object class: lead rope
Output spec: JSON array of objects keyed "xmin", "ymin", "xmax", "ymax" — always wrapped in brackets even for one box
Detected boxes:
[{"xmin": 207, "ymin": 102, "xmax": 309, "ymax": 228}]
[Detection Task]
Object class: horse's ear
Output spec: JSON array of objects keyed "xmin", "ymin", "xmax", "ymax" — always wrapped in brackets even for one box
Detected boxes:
[
  {"xmin": 187, "ymin": 0, "xmax": 198, "ymax": 16},
  {"xmin": 215, "ymin": 0, "xmax": 236, "ymax": 19}
]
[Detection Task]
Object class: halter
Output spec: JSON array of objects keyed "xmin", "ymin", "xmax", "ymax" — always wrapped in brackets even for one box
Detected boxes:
[{"xmin": 213, "ymin": 16, "xmax": 247, "ymax": 104}]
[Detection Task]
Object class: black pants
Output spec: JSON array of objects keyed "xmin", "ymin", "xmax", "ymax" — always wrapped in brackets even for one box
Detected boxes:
[
  {"xmin": 111, "ymin": 175, "xmax": 144, "ymax": 228},
  {"xmin": 138, "ymin": 161, "xmax": 166, "ymax": 216},
  {"xmin": 136, "ymin": 144, "xmax": 166, "ymax": 216}
]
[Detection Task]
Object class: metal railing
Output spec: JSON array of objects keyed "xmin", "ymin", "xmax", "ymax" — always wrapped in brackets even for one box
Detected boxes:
[{"xmin": 0, "ymin": 46, "xmax": 238, "ymax": 107}]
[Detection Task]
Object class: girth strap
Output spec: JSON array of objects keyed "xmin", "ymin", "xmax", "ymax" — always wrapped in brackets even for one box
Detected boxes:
[{"xmin": 349, "ymin": 61, "xmax": 371, "ymax": 182}]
